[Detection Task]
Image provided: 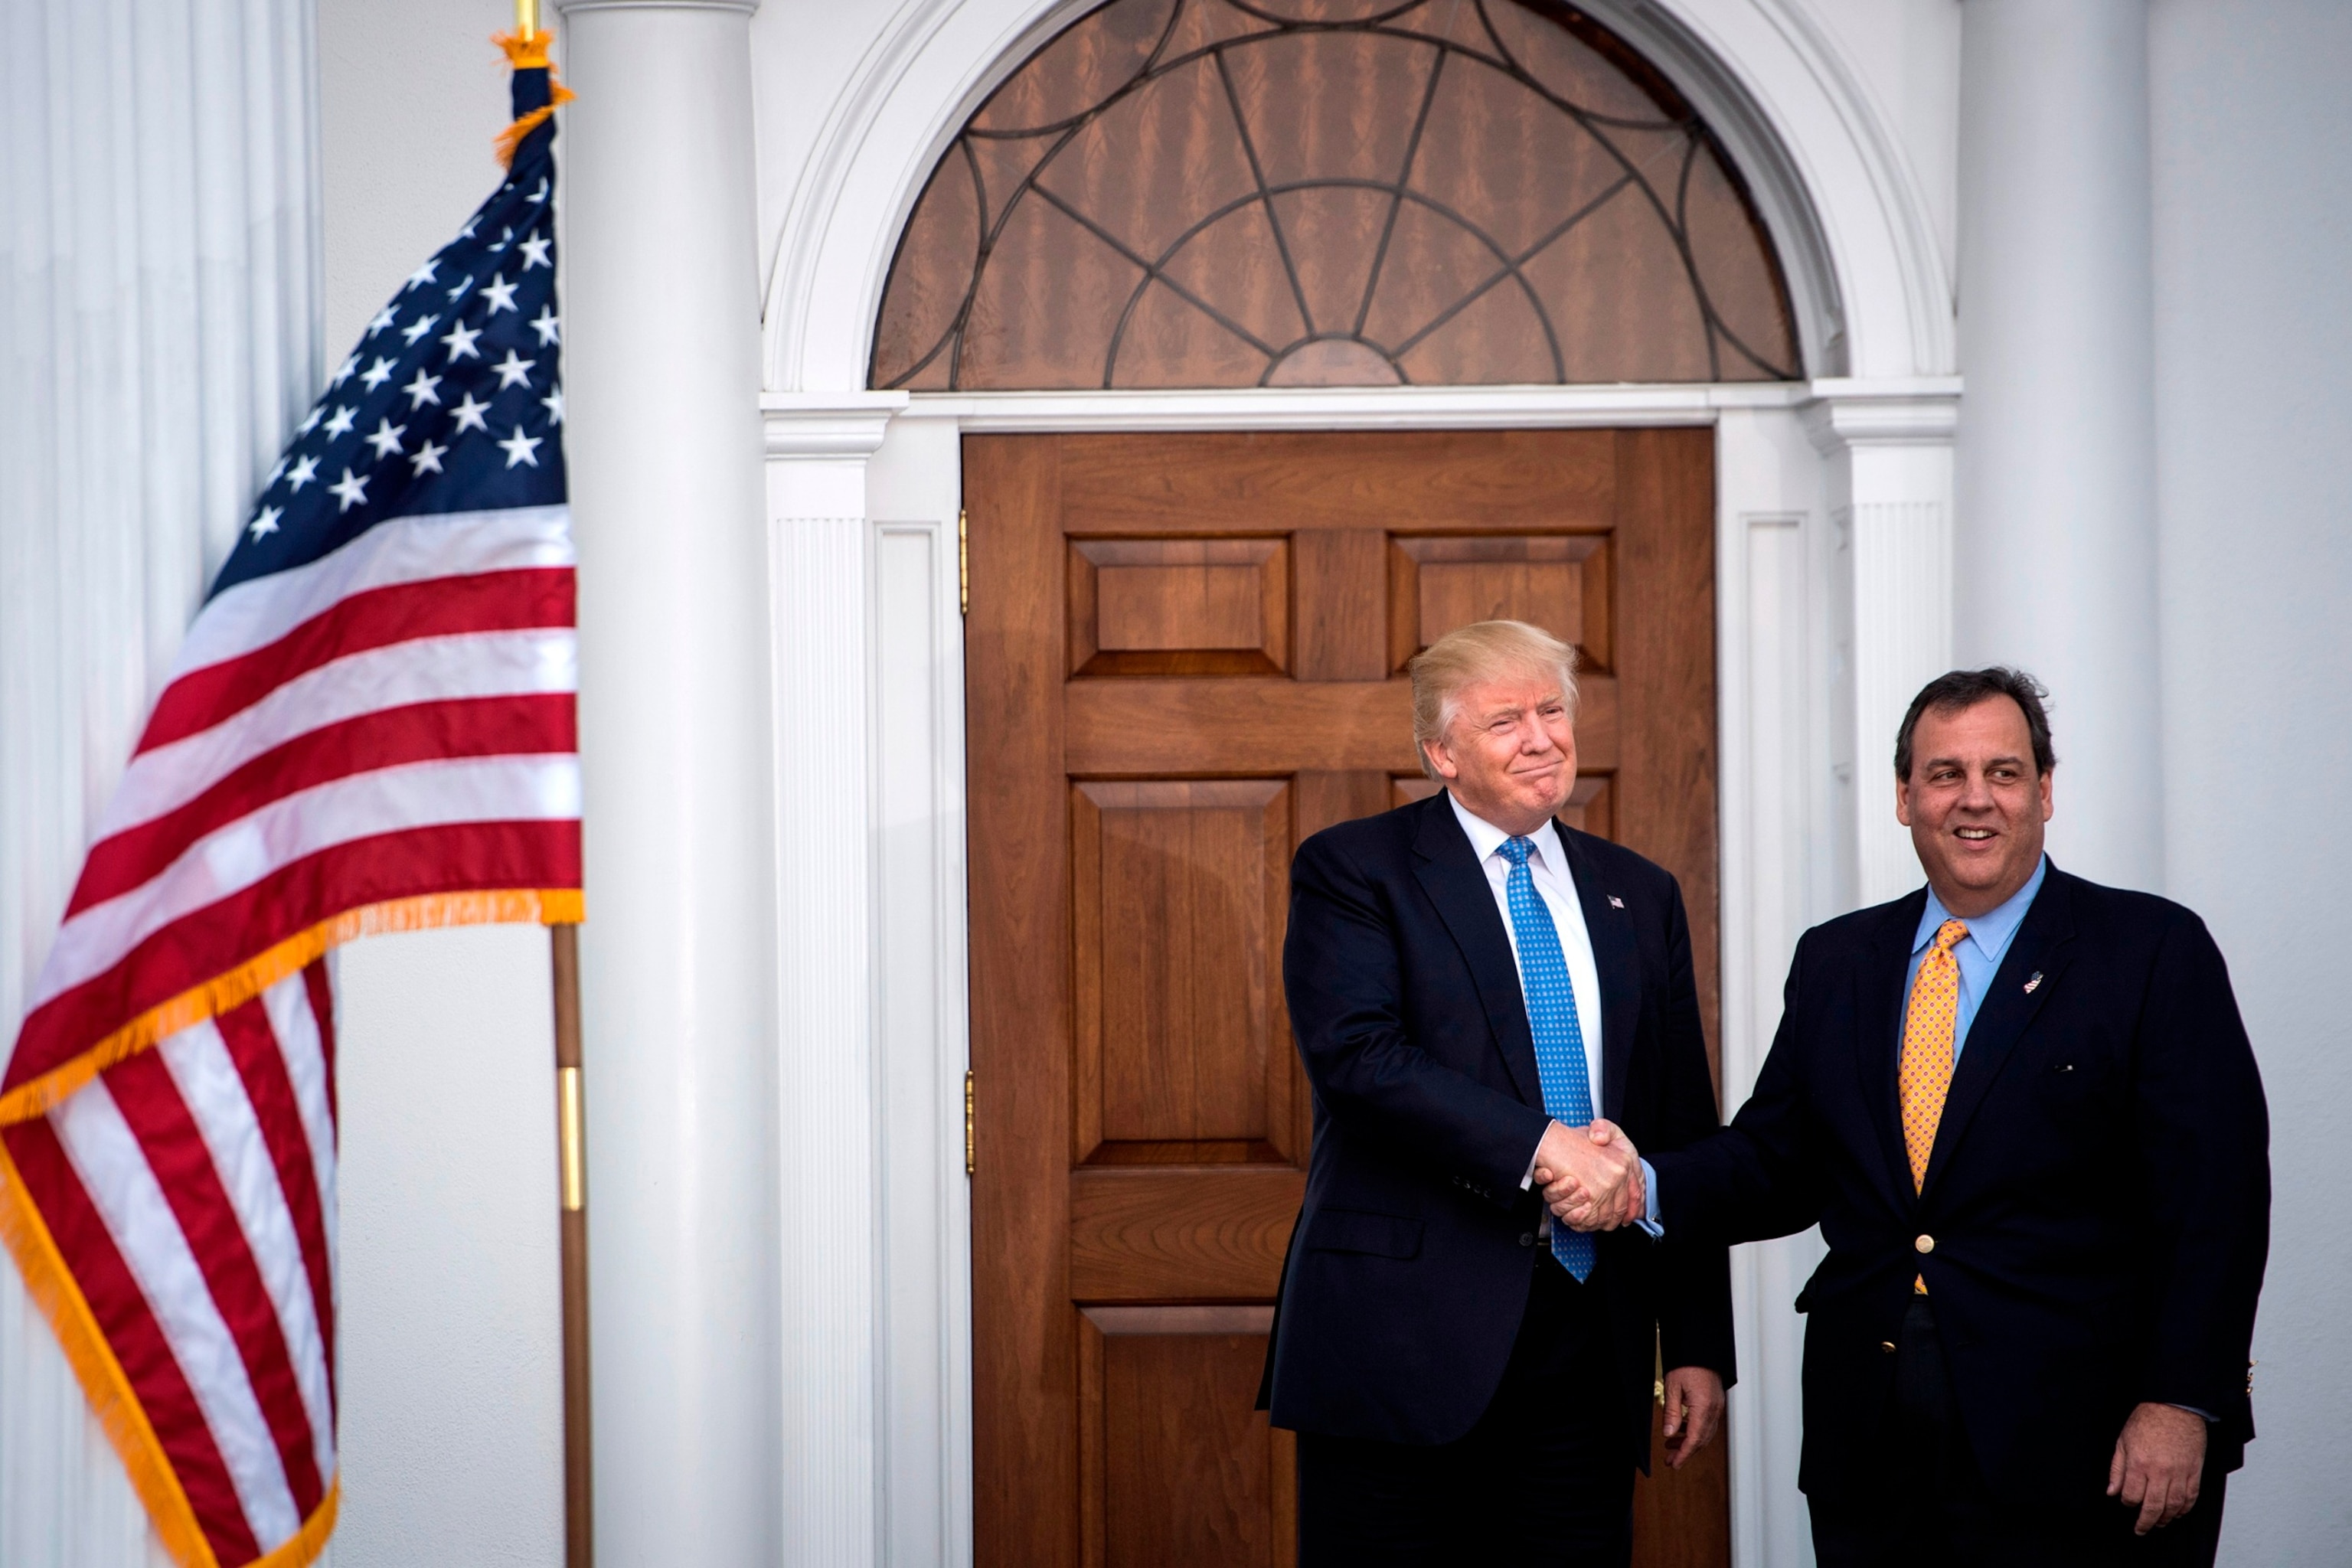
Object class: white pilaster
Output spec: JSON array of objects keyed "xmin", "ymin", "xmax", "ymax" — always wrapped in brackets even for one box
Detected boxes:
[
  {"xmin": 1805, "ymin": 379, "xmax": 1963, "ymax": 906},
  {"xmin": 554, "ymin": 4, "xmax": 779, "ymax": 1565},
  {"xmin": 0, "ymin": 2, "xmax": 322, "ymax": 1560},
  {"xmin": 1957, "ymin": 0, "xmax": 2161, "ymax": 887},
  {"xmin": 761, "ymin": 391, "xmax": 904, "ymax": 1568}
]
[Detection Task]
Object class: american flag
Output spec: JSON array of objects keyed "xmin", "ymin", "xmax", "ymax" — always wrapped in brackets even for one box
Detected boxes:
[{"xmin": 0, "ymin": 41, "xmax": 578, "ymax": 1568}]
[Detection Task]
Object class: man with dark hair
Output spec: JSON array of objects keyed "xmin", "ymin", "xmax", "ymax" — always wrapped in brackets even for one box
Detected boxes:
[{"xmin": 1547, "ymin": 668, "xmax": 2270, "ymax": 1565}]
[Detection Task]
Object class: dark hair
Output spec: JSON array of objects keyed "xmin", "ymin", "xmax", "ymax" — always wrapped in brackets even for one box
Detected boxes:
[{"xmin": 1893, "ymin": 668, "xmax": 2056, "ymax": 780}]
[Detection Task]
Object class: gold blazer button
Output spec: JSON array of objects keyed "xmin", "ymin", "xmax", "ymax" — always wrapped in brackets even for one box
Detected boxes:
[{"xmin": 1914, "ymin": 1234, "xmax": 1935, "ymax": 1254}]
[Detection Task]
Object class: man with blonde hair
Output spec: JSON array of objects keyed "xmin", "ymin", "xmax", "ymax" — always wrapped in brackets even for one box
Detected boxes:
[{"xmin": 1260, "ymin": 619, "xmax": 1733, "ymax": 1564}]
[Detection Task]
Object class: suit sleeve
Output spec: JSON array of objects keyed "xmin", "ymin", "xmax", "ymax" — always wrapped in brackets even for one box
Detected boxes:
[
  {"xmin": 2131, "ymin": 910, "xmax": 2270, "ymax": 1425},
  {"xmin": 1285, "ymin": 831, "xmax": 1553, "ymax": 1204},
  {"xmin": 1651, "ymin": 933, "xmax": 1832, "ymax": 1245},
  {"xmin": 1651, "ymin": 873, "xmax": 1737, "ymax": 1383}
]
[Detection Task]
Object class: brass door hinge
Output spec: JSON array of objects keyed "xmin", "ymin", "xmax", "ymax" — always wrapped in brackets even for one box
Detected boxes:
[
  {"xmin": 964, "ymin": 1069, "xmax": 975, "ymax": 1176},
  {"xmin": 957, "ymin": 508, "xmax": 969, "ymax": 617}
]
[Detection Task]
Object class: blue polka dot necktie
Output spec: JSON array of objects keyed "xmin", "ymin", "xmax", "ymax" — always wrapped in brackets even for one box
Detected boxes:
[{"xmin": 1499, "ymin": 836, "xmax": 1596, "ymax": 1281}]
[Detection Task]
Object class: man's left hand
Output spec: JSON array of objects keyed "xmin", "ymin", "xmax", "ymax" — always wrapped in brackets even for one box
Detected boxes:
[
  {"xmin": 2107, "ymin": 1403, "xmax": 2207, "ymax": 1534},
  {"xmin": 1661, "ymin": 1367, "xmax": 1723, "ymax": 1469}
]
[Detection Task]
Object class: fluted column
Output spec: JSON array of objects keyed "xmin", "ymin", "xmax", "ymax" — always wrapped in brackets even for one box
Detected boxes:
[
  {"xmin": 1957, "ymin": 0, "xmax": 2161, "ymax": 887},
  {"xmin": 554, "ymin": 3, "xmax": 778, "ymax": 1565},
  {"xmin": 0, "ymin": 2, "xmax": 322, "ymax": 1562}
]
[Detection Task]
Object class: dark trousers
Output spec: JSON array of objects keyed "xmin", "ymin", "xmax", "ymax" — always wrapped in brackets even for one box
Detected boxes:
[
  {"xmin": 1810, "ymin": 1297, "xmax": 2230, "ymax": 1568},
  {"xmin": 1297, "ymin": 1257, "xmax": 1634, "ymax": 1566}
]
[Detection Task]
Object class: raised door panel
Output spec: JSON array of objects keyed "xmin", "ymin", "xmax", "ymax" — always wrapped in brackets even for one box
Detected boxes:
[
  {"xmin": 1072, "ymin": 780, "xmax": 1294, "ymax": 1164},
  {"xmin": 1079, "ymin": 1308, "xmax": 1293, "ymax": 1568},
  {"xmin": 1071, "ymin": 538, "xmax": 1290, "ymax": 676},
  {"xmin": 1389, "ymin": 534, "xmax": 1613, "ymax": 673}
]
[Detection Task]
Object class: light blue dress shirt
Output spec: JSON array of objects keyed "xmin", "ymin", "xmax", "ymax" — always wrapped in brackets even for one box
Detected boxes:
[{"xmin": 1903, "ymin": 856, "xmax": 2050, "ymax": 1054}]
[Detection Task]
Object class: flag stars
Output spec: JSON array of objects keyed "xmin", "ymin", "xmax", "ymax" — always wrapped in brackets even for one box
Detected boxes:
[
  {"xmin": 402, "ymin": 368, "xmax": 443, "ymax": 409},
  {"xmin": 480, "ymin": 273, "xmax": 519, "ymax": 315},
  {"xmin": 530, "ymin": 305, "xmax": 560, "ymax": 347},
  {"xmin": 498, "ymin": 426, "xmax": 544, "ymax": 469},
  {"xmin": 459, "ymin": 217, "xmax": 480, "ymax": 240},
  {"xmin": 286, "ymin": 454, "xmax": 320, "ymax": 492},
  {"xmin": 359, "ymin": 356, "xmax": 397, "ymax": 391},
  {"xmin": 439, "ymin": 320, "xmax": 483, "ymax": 362},
  {"xmin": 367, "ymin": 305, "xmax": 399, "ymax": 337},
  {"xmin": 540, "ymin": 384, "xmax": 564, "ymax": 426},
  {"xmin": 529, "ymin": 178, "xmax": 549, "ymax": 204},
  {"xmin": 401, "ymin": 313, "xmax": 440, "ymax": 346},
  {"xmin": 443, "ymin": 273, "xmax": 475, "ymax": 302},
  {"xmin": 518, "ymin": 233, "xmax": 553, "ymax": 271},
  {"xmin": 449, "ymin": 392, "xmax": 493, "ymax": 434},
  {"xmin": 296, "ymin": 407, "xmax": 324, "ymax": 436},
  {"xmin": 322, "ymin": 405, "xmax": 358, "ymax": 439},
  {"xmin": 409, "ymin": 439, "xmax": 448, "ymax": 476},
  {"xmin": 328, "ymin": 468, "xmax": 371, "ymax": 512},
  {"xmin": 492, "ymin": 349, "xmax": 537, "ymax": 390},
  {"xmin": 247, "ymin": 505, "xmax": 283, "ymax": 541},
  {"xmin": 405, "ymin": 258, "xmax": 440, "ymax": 291},
  {"xmin": 364, "ymin": 417, "xmax": 407, "ymax": 459},
  {"xmin": 331, "ymin": 354, "xmax": 359, "ymax": 388}
]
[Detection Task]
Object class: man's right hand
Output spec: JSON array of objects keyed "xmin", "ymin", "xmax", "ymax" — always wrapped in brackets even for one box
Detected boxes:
[{"xmin": 1531, "ymin": 1119, "xmax": 1643, "ymax": 1231}]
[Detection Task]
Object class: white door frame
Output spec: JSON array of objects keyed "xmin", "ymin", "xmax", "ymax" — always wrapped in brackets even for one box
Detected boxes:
[{"xmin": 752, "ymin": 5, "xmax": 1962, "ymax": 1564}]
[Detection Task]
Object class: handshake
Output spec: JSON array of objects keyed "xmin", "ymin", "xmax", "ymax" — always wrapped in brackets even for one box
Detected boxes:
[{"xmin": 1531, "ymin": 1117, "xmax": 1647, "ymax": 1232}]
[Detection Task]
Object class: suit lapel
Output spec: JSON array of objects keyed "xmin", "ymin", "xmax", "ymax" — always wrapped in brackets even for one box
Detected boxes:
[
  {"xmin": 1857, "ymin": 890, "xmax": 1929, "ymax": 1209},
  {"xmin": 1557, "ymin": 827, "xmax": 1641, "ymax": 1122},
  {"xmin": 1409, "ymin": 797, "xmax": 1545, "ymax": 1109},
  {"xmin": 1920, "ymin": 871, "xmax": 2076, "ymax": 1195}
]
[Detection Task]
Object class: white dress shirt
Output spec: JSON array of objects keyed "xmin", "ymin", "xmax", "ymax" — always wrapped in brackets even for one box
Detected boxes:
[
  {"xmin": 1447, "ymin": 792, "xmax": 1606, "ymax": 1098},
  {"xmin": 1448, "ymin": 791, "xmax": 1662, "ymax": 1238}
]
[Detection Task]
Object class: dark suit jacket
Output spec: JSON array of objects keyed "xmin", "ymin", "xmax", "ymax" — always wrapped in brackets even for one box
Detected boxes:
[
  {"xmin": 1651, "ymin": 865, "xmax": 2270, "ymax": 1510},
  {"xmin": 1259, "ymin": 792, "xmax": 1733, "ymax": 1467}
]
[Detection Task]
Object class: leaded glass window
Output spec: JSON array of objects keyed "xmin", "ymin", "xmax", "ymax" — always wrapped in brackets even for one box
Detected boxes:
[{"xmin": 871, "ymin": 0, "xmax": 1801, "ymax": 390}]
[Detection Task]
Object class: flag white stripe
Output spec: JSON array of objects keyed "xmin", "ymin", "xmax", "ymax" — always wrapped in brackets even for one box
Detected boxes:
[
  {"xmin": 259, "ymin": 974, "xmax": 338, "ymax": 1289},
  {"xmin": 51, "ymin": 1080, "xmax": 302, "ymax": 1549},
  {"xmin": 37, "ymin": 756, "xmax": 583, "ymax": 1007},
  {"xmin": 173, "ymin": 505, "xmax": 572, "ymax": 679},
  {"xmin": 161, "ymin": 1021, "xmax": 337, "ymax": 1489},
  {"xmin": 103, "ymin": 627, "xmax": 578, "ymax": 838}
]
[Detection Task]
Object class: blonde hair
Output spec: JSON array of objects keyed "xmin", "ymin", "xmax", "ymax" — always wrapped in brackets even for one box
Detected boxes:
[{"xmin": 1409, "ymin": 620, "xmax": 1580, "ymax": 780}]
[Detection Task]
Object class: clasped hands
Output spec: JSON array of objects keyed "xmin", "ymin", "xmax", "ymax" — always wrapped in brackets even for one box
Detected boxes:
[{"xmin": 1531, "ymin": 1117, "xmax": 1645, "ymax": 1232}]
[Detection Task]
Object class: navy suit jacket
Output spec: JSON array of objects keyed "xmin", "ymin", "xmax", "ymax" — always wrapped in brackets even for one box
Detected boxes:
[
  {"xmin": 1651, "ymin": 866, "xmax": 2271, "ymax": 1509},
  {"xmin": 1259, "ymin": 792, "xmax": 1733, "ymax": 1467}
]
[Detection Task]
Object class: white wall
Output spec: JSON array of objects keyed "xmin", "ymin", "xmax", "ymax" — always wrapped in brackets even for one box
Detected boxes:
[
  {"xmin": 316, "ymin": 3, "xmax": 566, "ymax": 1564},
  {"xmin": 2146, "ymin": 2, "xmax": 2352, "ymax": 1561}
]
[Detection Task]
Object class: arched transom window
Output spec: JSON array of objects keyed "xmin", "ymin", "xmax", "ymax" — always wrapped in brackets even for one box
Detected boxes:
[{"xmin": 871, "ymin": 0, "xmax": 1802, "ymax": 390}]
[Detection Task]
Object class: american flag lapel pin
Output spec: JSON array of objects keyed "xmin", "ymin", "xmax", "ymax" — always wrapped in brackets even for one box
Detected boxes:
[
  {"xmin": 2024, "ymin": 971, "xmax": 2043, "ymax": 994},
  {"xmin": 1608, "ymin": 895, "xmax": 1625, "ymax": 910}
]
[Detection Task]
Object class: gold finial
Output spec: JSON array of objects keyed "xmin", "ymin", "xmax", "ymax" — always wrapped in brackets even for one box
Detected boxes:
[{"xmin": 516, "ymin": 0, "xmax": 540, "ymax": 40}]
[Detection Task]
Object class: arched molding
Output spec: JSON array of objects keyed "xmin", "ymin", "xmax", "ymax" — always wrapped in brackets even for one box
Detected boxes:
[{"xmin": 757, "ymin": 0, "xmax": 1956, "ymax": 392}]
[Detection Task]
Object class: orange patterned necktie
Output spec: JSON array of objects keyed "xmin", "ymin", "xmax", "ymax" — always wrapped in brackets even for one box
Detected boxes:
[{"xmin": 1900, "ymin": 918, "xmax": 1968, "ymax": 1291}]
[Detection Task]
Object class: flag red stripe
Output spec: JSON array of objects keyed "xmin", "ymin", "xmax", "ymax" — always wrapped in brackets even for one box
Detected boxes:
[
  {"xmin": 74, "ymin": 694, "xmax": 577, "ymax": 914},
  {"xmin": 214, "ymin": 999, "xmax": 336, "ymax": 1418},
  {"xmin": 105, "ymin": 1051, "xmax": 326, "ymax": 1518},
  {"xmin": 10, "ymin": 821, "xmax": 580, "ymax": 1096},
  {"xmin": 300, "ymin": 962, "xmax": 338, "ymax": 1134},
  {"xmin": 139, "ymin": 569, "xmax": 573, "ymax": 753},
  {"xmin": 3, "ymin": 1119, "xmax": 265, "ymax": 1566}
]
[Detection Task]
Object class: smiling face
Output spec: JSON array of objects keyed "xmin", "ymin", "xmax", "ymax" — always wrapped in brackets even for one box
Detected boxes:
[
  {"xmin": 1896, "ymin": 695, "xmax": 2053, "ymax": 917},
  {"xmin": 1422, "ymin": 664, "xmax": 1579, "ymax": 837}
]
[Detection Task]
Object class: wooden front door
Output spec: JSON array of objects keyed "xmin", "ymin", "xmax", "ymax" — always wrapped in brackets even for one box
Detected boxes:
[{"xmin": 967, "ymin": 430, "xmax": 1726, "ymax": 1568}]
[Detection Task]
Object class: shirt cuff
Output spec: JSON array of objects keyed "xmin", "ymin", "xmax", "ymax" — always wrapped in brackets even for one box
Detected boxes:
[{"xmin": 1635, "ymin": 1158, "xmax": 1662, "ymax": 1238}]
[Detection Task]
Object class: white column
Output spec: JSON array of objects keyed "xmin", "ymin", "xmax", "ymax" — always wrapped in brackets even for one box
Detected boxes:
[
  {"xmin": 760, "ymin": 390, "xmax": 905, "ymax": 1567},
  {"xmin": 1805, "ymin": 380, "xmax": 1964, "ymax": 906},
  {"xmin": 1, "ymin": 2, "xmax": 321, "ymax": 1561},
  {"xmin": 554, "ymin": 5, "xmax": 779, "ymax": 1565},
  {"xmin": 1956, "ymin": 0, "xmax": 2161, "ymax": 888}
]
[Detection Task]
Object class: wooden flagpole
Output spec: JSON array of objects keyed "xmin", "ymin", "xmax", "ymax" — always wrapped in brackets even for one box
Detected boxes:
[
  {"xmin": 550, "ymin": 923, "xmax": 593, "ymax": 1568},
  {"xmin": 514, "ymin": 4, "xmax": 589, "ymax": 1560}
]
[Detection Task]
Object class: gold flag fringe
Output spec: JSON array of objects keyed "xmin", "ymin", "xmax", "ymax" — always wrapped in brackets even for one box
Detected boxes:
[
  {"xmin": 492, "ymin": 29, "xmax": 575, "ymax": 169},
  {"xmin": 0, "ymin": 888, "xmax": 584, "ymax": 1128}
]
